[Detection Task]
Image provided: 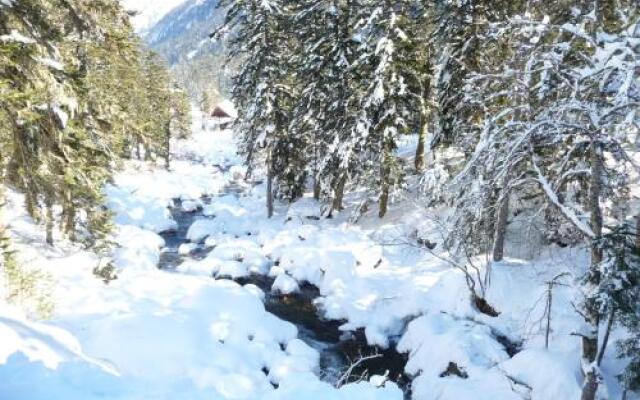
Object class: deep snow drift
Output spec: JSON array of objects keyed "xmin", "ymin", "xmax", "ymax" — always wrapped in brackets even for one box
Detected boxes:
[{"xmin": 0, "ymin": 111, "xmax": 634, "ymax": 399}]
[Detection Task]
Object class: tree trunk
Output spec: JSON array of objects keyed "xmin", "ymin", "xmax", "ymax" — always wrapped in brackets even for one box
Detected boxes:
[
  {"xmin": 596, "ymin": 310, "xmax": 615, "ymax": 366},
  {"xmin": 164, "ymin": 120, "xmax": 171, "ymax": 170},
  {"xmin": 379, "ymin": 144, "xmax": 393, "ymax": 218},
  {"xmin": 0, "ymin": 184, "xmax": 8, "ymax": 249},
  {"xmin": 66, "ymin": 207, "xmax": 76, "ymax": 242},
  {"xmin": 266, "ymin": 152, "xmax": 274, "ymax": 218},
  {"xmin": 492, "ymin": 189, "xmax": 509, "ymax": 262},
  {"xmin": 379, "ymin": 183, "xmax": 389, "ymax": 218},
  {"xmin": 414, "ymin": 113, "xmax": 427, "ymax": 172},
  {"xmin": 0, "ymin": 184, "xmax": 15, "ymax": 273},
  {"xmin": 244, "ymin": 164, "xmax": 253, "ymax": 182},
  {"xmin": 144, "ymin": 144, "xmax": 152, "ymax": 161},
  {"xmin": 313, "ymin": 176, "xmax": 321, "ymax": 201},
  {"xmin": 581, "ymin": 141, "xmax": 604, "ymax": 400},
  {"xmin": 581, "ymin": 371, "xmax": 599, "ymax": 400},
  {"xmin": 636, "ymin": 215, "xmax": 640, "ymax": 251},
  {"xmin": 25, "ymin": 189, "xmax": 38, "ymax": 221},
  {"xmin": 331, "ymin": 174, "xmax": 347, "ymax": 215},
  {"xmin": 135, "ymin": 139, "xmax": 142, "ymax": 160},
  {"xmin": 45, "ymin": 195, "xmax": 54, "ymax": 246},
  {"xmin": 313, "ymin": 141, "xmax": 321, "ymax": 200},
  {"xmin": 63, "ymin": 190, "xmax": 76, "ymax": 241},
  {"xmin": 244, "ymin": 145, "xmax": 256, "ymax": 181},
  {"xmin": 378, "ymin": 138, "xmax": 394, "ymax": 218}
]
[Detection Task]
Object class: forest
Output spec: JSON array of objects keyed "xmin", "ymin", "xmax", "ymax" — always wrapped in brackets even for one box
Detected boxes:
[
  {"xmin": 0, "ymin": 1, "xmax": 639, "ymax": 400},
  {"xmin": 1, "ymin": 0, "xmax": 190, "ymax": 247},
  {"xmin": 217, "ymin": 1, "xmax": 640, "ymax": 398}
]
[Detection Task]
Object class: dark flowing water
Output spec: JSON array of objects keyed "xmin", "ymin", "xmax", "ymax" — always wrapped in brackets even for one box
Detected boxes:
[{"xmin": 158, "ymin": 190, "xmax": 410, "ymax": 396}]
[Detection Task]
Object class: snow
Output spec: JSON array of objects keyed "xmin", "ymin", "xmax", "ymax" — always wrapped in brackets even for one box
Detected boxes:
[
  {"xmin": 187, "ymin": 49, "xmax": 199, "ymax": 59},
  {"xmin": 213, "ymin": 99, "xmax": 239, "ymax": 120},
  {"xmin": 399, "ymin": 313, "xmax": 510, "ymax": 378},
  {"xmin": 178, "ymin": 242, "xmax": 197, "ymax": 255},
  {"xmin": 38, "ymin": 57, "xmax": 64, "ymax": 71},
  {"xmin": 1, "ymin": 111, "xmax": 635, "ymax": 399},
  {"xmin": 52, "ymin": 106, "xmax": 68, "ymax": 128},
  {"xmin": 501, "ymin": 349, "xmax": 582, "ymax": 400},
  {"xmin": 0, "ymin": 118, "xmax": 405, "ymax": 399},
  {"xmin": 397, "ymin": 313, "xmax": 518, "ymax": 400},
  {"xmin": 272, "ymin": 273, "xmax": 300, "ymax": 295},
  {"xmin": 105, "ymin": 160, "xmax": 228, "ymax": 233},
  {"xmin": 0, "ymin": 29, "xmax": 35, "ymax": 44},
  {"xmin": 112, "ymin": 225, "xmax": 164, "ymax": 271},
  {"xmin": 286, "ymin": 197, "xmax": 322, "ymax": 220},
  {"xmin": 0, "ymin": 202, "xmax": 398, "ymax": 398},
  {"xmin": 532, "ymin": 158, "xmax": 596, "ymax": 238},
  {"xmin": 181, "ymin": 199, "xmax": 202, "ymax": 212}
]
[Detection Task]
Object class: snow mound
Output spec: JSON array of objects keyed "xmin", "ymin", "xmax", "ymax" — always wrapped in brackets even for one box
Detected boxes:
[
  {"xmin": 397, "ymin": 313, "xmax": 519, "ymax": 400},
  {"xmin": 501, "ymin": 349, "xmax": 582, "ymax": 400},
  {"xmin": 286, "ymin": 197, "xmax": 322, "ymax": 220},
  {"xmin": 272, "ymin": 273, "xmax": 300, "ymax": 295}
]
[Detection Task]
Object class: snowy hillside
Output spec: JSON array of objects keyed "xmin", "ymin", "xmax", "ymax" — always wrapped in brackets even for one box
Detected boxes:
[
  {"xmin": 144, "ymin": 0, "xmax": 223, "ymax": 65},
  {"xmin": 120, "ymin": 0, "xmax": 188, "ymax": 33}
]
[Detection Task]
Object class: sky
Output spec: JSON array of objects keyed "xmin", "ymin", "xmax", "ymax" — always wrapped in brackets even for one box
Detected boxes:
[{"xmin": 120, "ymin": 0, "xmax": 188, "ymax": 32}]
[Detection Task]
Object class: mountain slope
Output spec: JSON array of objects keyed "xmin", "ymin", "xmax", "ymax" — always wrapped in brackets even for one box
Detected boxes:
[
  {"xmin": 120, "ymin": 0, "xmax": 188, "ymax": 34},
  {"xmin": 145, "ymin": 0, "xmax": 223, "ymax": 66}
]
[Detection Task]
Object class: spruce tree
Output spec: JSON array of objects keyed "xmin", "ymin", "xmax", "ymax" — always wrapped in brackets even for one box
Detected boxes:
[
  {"xmin": 216, "ymin": 0, "xmax": 295, "ymax": 216},
  {"xmin": 355, "ymin": 0, "xmax": 419, "ymax": 217},
  {"xmin": 1, "ymin": 0, "xmax": 188, "ymax": 247}
]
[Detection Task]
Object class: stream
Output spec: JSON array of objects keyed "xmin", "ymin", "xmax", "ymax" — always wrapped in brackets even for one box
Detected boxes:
[{"xmin": 157, "ymin": 176, "xmax": 411, "ymax": 396}]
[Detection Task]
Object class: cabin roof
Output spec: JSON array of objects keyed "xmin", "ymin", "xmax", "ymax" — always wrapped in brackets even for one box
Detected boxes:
[
  {"xmin": 209, "ymin": 99, "xmax": 238, "ymax": 119},
  {"xmin": 211, "ymin": 106, "xmax": 231, "ymax": 118}
]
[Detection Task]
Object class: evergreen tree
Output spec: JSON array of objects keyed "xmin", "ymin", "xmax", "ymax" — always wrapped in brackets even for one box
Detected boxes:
[
  {"xmin": 440, "ymin": 2, "xmax": 638, "ymax": 396},
  {"xmin": 355, "ymin": 0, "xmax": 420, "ymax": 217},
  {"xmin": 216, "ymin": 0, "xmax": 296, "ymax": 216},
  {"xmin": 288, "ymin": 0, "xmax": 363, "ymax": 209},
  {"xmin": 1, "ymin": 0, "xmax": 189, "ymax": 246}
]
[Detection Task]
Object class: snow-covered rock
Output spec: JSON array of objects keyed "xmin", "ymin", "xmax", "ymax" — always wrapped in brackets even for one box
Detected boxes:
[
  {"xmin": 112, "ymin": 225, "xmax": 165, "ymax": 271},
  {"xmin": 178, "ymin": 242, "xmax": 197, "ymax": 255},
  {"xmin": 243, "ymin": 284, "xmax": 266, "ymax": 301},
  {"xmin": 175, "ymin": 259, "xmax": 216, "ymax": 277},
  {"xmin": 501, "ymin": 349, "xmax": 582, "ymax": 400},
  {"xmin": 272, "ymin": 273, "xmax": 300, "ymax": 295},
  {"xmin": 215, "ymin": 260, "xmax": 249, "ymax": 279},
  {"xmin": 180, "ymin": 199, "xmax": 201, "ymax": 212},
  {"xmin": 186, "ymin": 219, "xmax": 217, "ymax": 243},
  {"xmin": 230, "ymin": 165, "xmax": 247, "ymax": 181}
]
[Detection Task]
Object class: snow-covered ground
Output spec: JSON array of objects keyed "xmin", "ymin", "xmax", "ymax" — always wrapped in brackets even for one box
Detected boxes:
[{"xmin": 0, "ymin": 110, "xmax": 634, "ymax": 399}]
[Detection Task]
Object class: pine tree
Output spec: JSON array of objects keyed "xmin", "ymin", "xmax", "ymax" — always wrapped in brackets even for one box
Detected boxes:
[
  {"xmin": 355, "ymin": 0, "xmax": 421, "ymax": 217},
  {"xmin": 216, "ymin": 0, "xmax": 296, "ymax": 216},
  {"xmin": 288, "ymin": 0, "xmax": 363, "ymax": 208},
  {"xmin": 1, "ymin": 0, "xmax": 187, "ymax": 247}
]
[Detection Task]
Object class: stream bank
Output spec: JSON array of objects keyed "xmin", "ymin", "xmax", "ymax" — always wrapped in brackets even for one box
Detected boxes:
[{"xmin": 159, "ymin": 195, "xmax": 411, "ymax": 397}]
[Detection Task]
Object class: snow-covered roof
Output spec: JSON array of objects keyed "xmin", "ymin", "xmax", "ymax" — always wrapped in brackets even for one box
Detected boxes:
[{"xmin": 213, "ymin": 99, "xmax": 238, "ymax": 119}]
